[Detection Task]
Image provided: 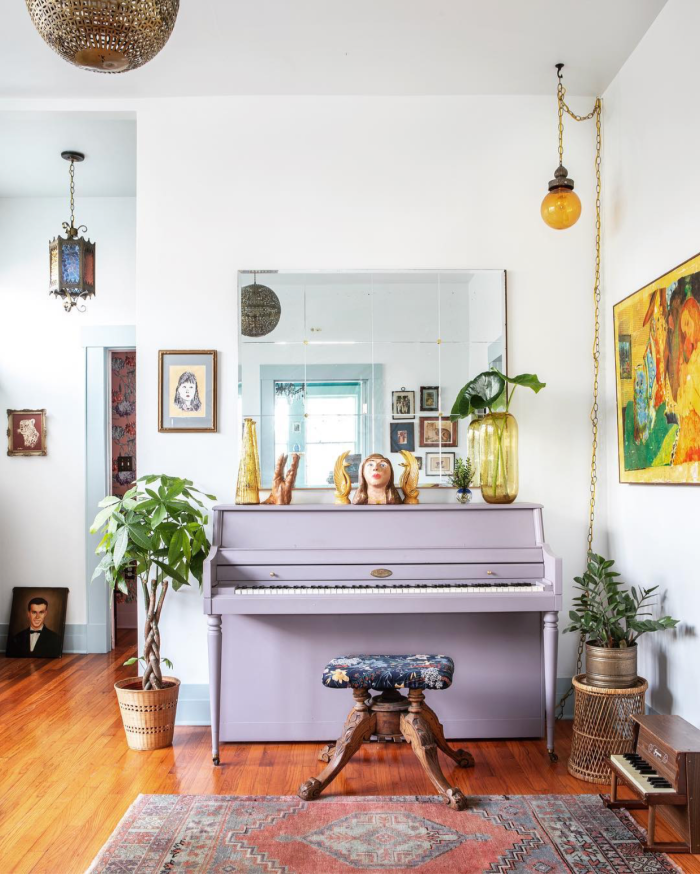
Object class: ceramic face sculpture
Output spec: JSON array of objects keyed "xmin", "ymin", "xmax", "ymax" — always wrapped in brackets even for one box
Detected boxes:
[{"xmin": 352, "ymin": 454, "xmax": 402, "ymax": 504}]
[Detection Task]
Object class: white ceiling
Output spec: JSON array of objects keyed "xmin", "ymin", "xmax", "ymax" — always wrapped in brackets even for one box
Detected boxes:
[
  {"xmin": 0, "ymin": 114, "xmax": 136, "ymax": 197},
  {"xmin": 0, "ymin": 0, "xmax": 667, "ymax": 98}
]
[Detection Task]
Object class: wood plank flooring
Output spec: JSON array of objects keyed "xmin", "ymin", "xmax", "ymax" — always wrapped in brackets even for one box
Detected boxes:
[{"xmin": 1, "ymin": 632, "xmax": 698, "ymax": 874}]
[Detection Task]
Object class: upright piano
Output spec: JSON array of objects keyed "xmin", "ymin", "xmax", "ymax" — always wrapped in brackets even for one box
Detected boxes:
[{"xmin": 203, "ymin": 502, "xmax": 562, "ymax": 765}]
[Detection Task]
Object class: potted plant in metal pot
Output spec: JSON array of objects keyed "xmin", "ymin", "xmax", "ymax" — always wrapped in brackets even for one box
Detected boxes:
[
  {"xmin": 90, "ymin": 474, "xmax": 214, "ymax": 750},
  {"xmin": 564, "ymin": 553, "xmax": 678, "ymax": 688}
]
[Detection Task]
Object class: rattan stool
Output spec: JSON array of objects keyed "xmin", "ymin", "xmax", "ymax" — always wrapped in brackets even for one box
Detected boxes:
[{"xmin": 568, "ymin": 674, "xmax": 648, "ymax": 783}]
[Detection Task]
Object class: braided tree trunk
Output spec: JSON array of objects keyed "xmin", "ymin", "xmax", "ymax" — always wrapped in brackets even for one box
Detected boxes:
[{"xmin": 142, "ymin": 575, "xmax": 168, "ymax": 690}]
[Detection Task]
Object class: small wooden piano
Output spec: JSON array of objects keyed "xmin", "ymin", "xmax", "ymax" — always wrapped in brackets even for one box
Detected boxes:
[{"xmin": 603, "ymin": 713, "xmax": 700, "ymax": 853}]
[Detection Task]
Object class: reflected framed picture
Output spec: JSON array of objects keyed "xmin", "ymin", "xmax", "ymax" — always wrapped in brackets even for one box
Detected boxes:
[
  {"xmin": 392, "ymin": 389, "xmax": 415, "ymax": 419},
  {"xmin": 6, "ymin": 587, "xmax": 68, "ymax": 658},
  {"xmin": 420, "ymin": 386, "xmax": 440, "ymax": 412},
  {"xmin": 425, "ymin": 452, "xmax": 455, "ymax": 476},
  {"xmin": 346, "ymin": 453, "xmax": 362, "ymax": 485},
  {"xmin": 419, "ymin": 416, "xmax": 458, "ymax": 447},
  {"xmin": 390, "ymin": 422, "xmax": 415, "ymax": 452},
  {"xmin": 415, "ymin": 456, "xmax": 423, "ymax": 471},
  {"xmin": 7, "ymin": 409, "xmax": 47, "ymax": 456},
  {"xmin": 158, "ymin": 350, "xmax": 217, "ymax": 433}
]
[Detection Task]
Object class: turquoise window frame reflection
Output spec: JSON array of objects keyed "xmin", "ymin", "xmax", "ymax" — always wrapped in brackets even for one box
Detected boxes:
[{"xmin": 272, "ymin": 381, "xmax": 366, "ymax": 487}]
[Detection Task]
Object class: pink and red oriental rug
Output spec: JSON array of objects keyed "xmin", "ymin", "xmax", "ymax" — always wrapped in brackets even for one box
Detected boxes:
[{"xmin": 87, "ymin": 793, "xmax": 680, "ymax": 874}]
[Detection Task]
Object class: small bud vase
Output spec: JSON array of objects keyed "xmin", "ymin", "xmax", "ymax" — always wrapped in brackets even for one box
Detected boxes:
[{"xmin": 456, "ymin": 488, "xmax": 473, "ymax": 504}]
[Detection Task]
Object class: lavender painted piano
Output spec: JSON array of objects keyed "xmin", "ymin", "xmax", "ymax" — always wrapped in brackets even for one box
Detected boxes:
[{"xmin": 203, "ymin": 502, "xmax": 562, "ymax": 765}]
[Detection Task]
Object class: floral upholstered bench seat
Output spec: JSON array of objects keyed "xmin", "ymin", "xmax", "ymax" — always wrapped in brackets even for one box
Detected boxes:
[{"xmin": 322, "ymin": 654, "xmax": 454, "ymax": 691}]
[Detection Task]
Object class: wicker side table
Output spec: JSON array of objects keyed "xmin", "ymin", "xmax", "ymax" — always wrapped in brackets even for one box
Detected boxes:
[{"xmin": 568, "ymin": 674, "xmax": 647, "ymax": 783}]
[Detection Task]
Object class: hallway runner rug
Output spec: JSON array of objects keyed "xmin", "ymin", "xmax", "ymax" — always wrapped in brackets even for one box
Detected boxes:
[{"xmin": 86, "ymin": 793, "xmax": 681, "ymax": 874}]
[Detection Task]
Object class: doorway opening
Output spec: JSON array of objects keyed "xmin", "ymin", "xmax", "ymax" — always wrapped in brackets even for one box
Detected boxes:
[{"xmin": 109, "ymin": 348, "xmax": 137, "ymax": 648}]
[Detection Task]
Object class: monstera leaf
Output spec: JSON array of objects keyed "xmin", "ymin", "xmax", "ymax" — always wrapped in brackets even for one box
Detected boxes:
[
  {"xmin": 450, "ymin": 371, "xmax": 506, "ymax": 420},
  {"xmin": 492, "ymin": 369, "xmax": 546, "ymax": 394}
]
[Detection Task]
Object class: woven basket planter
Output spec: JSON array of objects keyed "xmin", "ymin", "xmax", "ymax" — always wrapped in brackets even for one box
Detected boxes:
[
  {"xmin": 568, "ymin": 674, "xmax": 647, "ymax": 783},
  {"xmin": 114, "ymin": 677, "xmax": 180, "ymax": 751}
]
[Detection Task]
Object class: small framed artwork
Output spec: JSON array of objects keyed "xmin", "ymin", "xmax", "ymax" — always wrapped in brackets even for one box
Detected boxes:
[
  {"xmin": 392, "ymin": 388, "xmax": 415, "ymax": 419},
  {"xmin": 6, "ymin": 587, "xmax": 68, "ymax": 658},
  {"xmin": 159, "ymin": 350, "xmax": 217, "ymax": 433},
  {"xmin": 425, "ymin": 452, "xmax": 455, "ymax": 476},
  {"xmin": 415, "ymin": 456, "xmax": 423, "ymax": 471},
  {"xmin": 7, "ymin": 409, "xmax": 47, "ymax": 456},
  {"xmin": 419, "ymin": 416, "xmax": 458, "ymax": 448},
  {"xmin": 390, "ymin": 422, "xmax": 415, "ymax": 453},
  {"xmin": 618, "ymin": 334, "xmax": 632, "ymax": 380},
  {"xmin": 420, "ymin": 386, "xmax": 440, "ymax": 412},
  {"xmin": 346, "ymin": 453, "xmax": 362, "ymax": 485}
]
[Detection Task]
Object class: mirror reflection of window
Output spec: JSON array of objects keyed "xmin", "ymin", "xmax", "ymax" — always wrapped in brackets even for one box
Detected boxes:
[{"xmin": 273, "ymin": 381, "xmax": 365, "ymax": 487}]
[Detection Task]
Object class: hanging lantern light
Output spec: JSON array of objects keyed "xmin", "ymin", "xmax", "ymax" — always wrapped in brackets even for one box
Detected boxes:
[
  {"xmin": 49, "ymin": 151, "xmax": 96, "ymax": 313},
  {"xmin": 541, "ymin": 64, "xmax": 582, "ymax": 230},
  {"xmin": 25, "ymin": 0, "xmax": 179, "ymax": 74},
  {"xmin": 240, "ymin": 271, "xmax": 282, "ymax": 338}
]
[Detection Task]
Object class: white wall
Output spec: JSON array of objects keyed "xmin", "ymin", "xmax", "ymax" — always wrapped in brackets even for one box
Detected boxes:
[
  {"xmin": 0, "ymin": 196, "xmax": 136, "ymax": 632},
  {"xmin": 602, "ymin": 0, "xmax": 700, "ymax": 722},
  {"xmin": 137, "ymin": 95, "xmax": 598, "ymax": 684}
]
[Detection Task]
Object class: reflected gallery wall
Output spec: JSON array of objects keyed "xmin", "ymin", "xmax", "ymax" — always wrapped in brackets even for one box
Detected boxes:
[{"xmin": 238, "ymin": 270, "xmax": 506, "ymax": 488}]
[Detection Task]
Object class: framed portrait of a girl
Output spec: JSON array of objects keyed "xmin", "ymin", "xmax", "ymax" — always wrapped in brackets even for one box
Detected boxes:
[{"xmin": 158, "ymin": 350, "xmax": 217, "ymax": 432}]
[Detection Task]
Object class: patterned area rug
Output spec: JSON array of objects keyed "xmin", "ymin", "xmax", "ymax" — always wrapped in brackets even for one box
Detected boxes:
[{"xmin": 87, "ymin": 794, "xmax": 681, "ymax": 873}]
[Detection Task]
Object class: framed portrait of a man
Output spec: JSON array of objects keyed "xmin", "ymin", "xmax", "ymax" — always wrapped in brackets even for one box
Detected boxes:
[
  {"xmin": 7, "ymin": 409, "xmax": 47, "ymax": 456},
  {"xmin": 6, "ymin": 587, "xmax": 68, "ymax": 658},
  {"xmin": 158, "ymin": 350, "xmax": 217, "ymax": 433}
]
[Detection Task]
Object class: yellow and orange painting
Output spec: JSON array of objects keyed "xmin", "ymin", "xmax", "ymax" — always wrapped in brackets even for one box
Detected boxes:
[{"xmin": 614, "ymin": 252, "xmax": 700, "ymax": 484}]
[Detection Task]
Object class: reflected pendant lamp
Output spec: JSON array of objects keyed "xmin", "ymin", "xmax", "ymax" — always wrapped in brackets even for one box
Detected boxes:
[
  {"xmin": 241, "ymin": 272, "xmax": 282, "ymax": 338},
  {"xmin": 49, "ymin": 151, "xmax": 96, "ymax": 314},
  {"xmin": 25, "ymin": 0, "xmax": 179, "ymax": 74}
]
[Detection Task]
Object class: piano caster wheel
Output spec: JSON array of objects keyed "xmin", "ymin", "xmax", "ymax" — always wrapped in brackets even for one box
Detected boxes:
[
  {"xmin": 548, "ymin": 749, "xmax": 558, "ymax": 763},
  {"xmin": 213, "ymin": 756, "xmax": 220, "ymax": 766}
]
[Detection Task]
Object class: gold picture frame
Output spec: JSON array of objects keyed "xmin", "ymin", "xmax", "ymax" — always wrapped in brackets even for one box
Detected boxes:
[
  {"xmin": 7, "ymin": 409, "xmax": 47, "ymax": 456},
  {"xmin": 158, "ymin": 350, "xmax": 218, "ymax": 433}
]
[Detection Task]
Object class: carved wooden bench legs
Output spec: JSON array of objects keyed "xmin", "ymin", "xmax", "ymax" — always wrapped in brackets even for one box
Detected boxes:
[
  {"xmin": 299, "ymin": 689, "xmax": 376, "ymax": 801},
  {"xmin": 299, "ymin": 687, "xmax": 470, "ymax": 810}
]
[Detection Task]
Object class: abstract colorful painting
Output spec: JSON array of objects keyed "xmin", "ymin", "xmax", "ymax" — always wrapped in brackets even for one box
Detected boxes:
[{"xmin": 614, "ymin": 252, "xmax": 700, "ymax": 483}]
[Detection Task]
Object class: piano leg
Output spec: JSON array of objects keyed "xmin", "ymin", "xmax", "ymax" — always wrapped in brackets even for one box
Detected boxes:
[
  {"xmin": 207, "ymin": 615, "xmax": 222, "ymax": 765},
  {"xmin": 543, "ymin": 612, "xmax": 559, "ymax": 762}
]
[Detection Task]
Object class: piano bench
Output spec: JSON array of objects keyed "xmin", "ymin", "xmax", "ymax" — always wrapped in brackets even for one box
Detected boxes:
[{"xmin": 299, "ymin": 654, "xmax": 473, "ymax": 810}]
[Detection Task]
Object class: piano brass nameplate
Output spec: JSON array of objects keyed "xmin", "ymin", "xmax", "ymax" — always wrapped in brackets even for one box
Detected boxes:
[{"xmin": 371, "ymin": 568, "xmax": 393, "ymax": 578}]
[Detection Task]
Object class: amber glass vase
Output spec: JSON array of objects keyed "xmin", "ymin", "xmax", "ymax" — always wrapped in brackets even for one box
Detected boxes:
[
  {"xmin": 479, "ymin": 412, "xmax": 518, "ymax": 504},
  {"xmin": 466, "ymin": 414, "xmax": 483, "ymax": 489}
]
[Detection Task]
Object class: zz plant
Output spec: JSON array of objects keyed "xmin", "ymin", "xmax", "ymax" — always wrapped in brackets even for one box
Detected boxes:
[
  {"xmin": 90, "ymin": 474, "xmax": 215, "ymax": 690},
  {"xmin": 564, "ymin": 553, "xmax": 678, "ymax": 648}
]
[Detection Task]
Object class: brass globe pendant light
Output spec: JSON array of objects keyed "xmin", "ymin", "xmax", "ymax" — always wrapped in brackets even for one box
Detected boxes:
[
  {"xmin": 49, "ymin": 151, "xmax": 96, "ymax": 313},
  {"xmin": 541, "ymin": 65, "xmax": 583, "ymax": 230},
  {"xmin": 25, "ymin": 0, "xmax": 179, "ymax": 74}
]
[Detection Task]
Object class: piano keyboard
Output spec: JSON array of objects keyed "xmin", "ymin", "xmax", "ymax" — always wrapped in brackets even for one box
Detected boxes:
[
  {"xmin": 233, "ymin": 581, "xmax": 547, "ymax": 595},
  {"xmin": 611, "ymin": 753, "xmax": 675, "ymax": 795}
]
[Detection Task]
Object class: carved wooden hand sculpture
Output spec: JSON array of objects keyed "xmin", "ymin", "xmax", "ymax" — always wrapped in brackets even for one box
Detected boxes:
[{"xmin": 263, "ymin": 453, "xmax": 301, "ymax": 505}]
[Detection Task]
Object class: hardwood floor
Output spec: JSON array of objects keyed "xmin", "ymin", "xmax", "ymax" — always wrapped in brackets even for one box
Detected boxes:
[{"xmin": 1, "ymin": 636, "xmax": 698, "ymax": 874}]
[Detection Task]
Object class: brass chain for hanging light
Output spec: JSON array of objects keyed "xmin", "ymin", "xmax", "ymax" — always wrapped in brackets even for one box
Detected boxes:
[
  {"xmin": 552, "ymin": 68, "xmax": 603, "ymax": 720},
  {"xmin": 68, "ymin": 158, "xmax": 75, "ymax": 231}
]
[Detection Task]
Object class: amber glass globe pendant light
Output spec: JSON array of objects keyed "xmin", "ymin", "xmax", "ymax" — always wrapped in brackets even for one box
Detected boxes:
[
  {"xmin": 49, "ymin": 151, "xmax": 96, "ymax": 313},
  {"xmin": 541, "ymin": 64, "xmax": 582, "ymax": 230}
]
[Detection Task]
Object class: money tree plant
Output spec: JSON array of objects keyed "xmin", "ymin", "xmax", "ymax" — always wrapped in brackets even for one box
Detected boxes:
[
  {"xmin": 90, "ymin": 474, "xmax": 214, "ymax": 690},
  {"xmin": 564, "ymin": 553, "xmax": 678, "ymax": 648}
]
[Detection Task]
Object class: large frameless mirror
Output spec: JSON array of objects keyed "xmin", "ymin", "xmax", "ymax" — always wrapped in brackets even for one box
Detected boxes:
[{"xmin": 238, "ymin": 270, "xmax": 507, "ymax": 488}]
